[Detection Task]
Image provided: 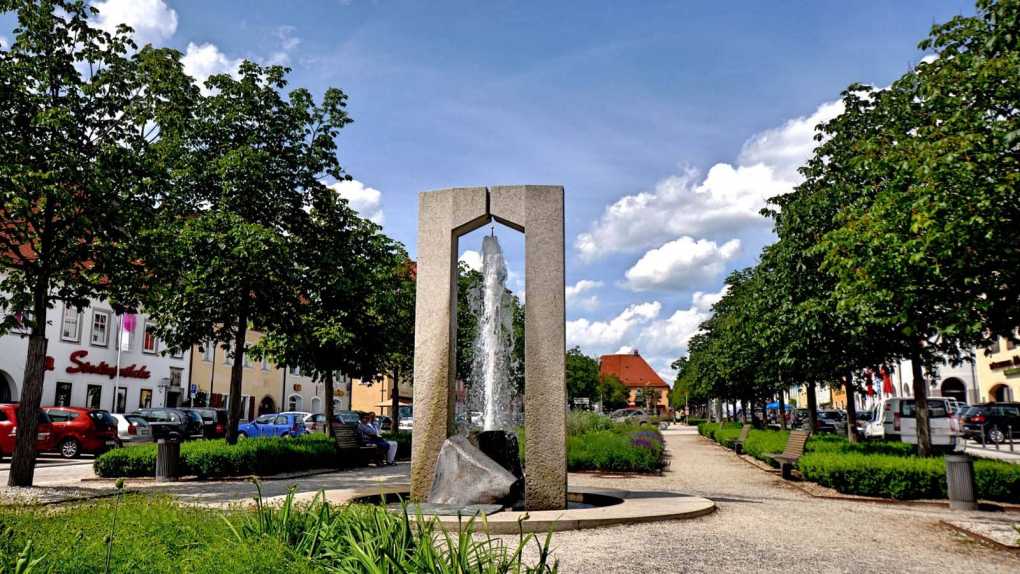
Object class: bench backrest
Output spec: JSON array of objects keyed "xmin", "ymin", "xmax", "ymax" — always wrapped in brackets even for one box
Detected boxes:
[
  {"xmin": 331, "ymin": 423, "xmax": 362, "ymax": 449},
  {"xmin": 738, "ymin": 424, "xmax": 751, "ymax": 442},
  {"xmin": 782, "ymin": 430, "xmax": 810, "ymax": 459}
]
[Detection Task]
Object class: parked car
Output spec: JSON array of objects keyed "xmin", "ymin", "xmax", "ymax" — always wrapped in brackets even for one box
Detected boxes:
[
  {"xmin": 110, "ymin": 414, "xmax": 152, "ymax": 444},
  {"xmin": 296, "ymin": 412, "xmax": 328, "ymax": 433},
  {"xmin": 398, "ymin": 405, "xmax": 413, "ymax": 431},
  {"xmin": 334, "ymin": 411, "xmax": 362, "ymax": 425},
  {"xmin": 610, "ymin": 408, "xmax": 650, "ymax": 424},
  {"xmin": 237, "ymin": 413, "xmax": 307, "ymax": 438},
  {"xmin": 817, "ymin": 410, "xmax": 847, "ymax": 434},
  {"xmin": 181, "ymin": 408, "xmax": 226, "ymax": 439},
  {"xmin": 961, "ymin": 403, "xmax": 1020, "ymax": 444},
  {"xmin": 0, "ymin": 403, "xmax": 56, "ymax": 462},
  {"xmin": 42, "ymin": 407, "xmax": 120, "ymax": 458},
  {"xmin": 130, "ymin": 408, "xmax": 192, "ymax": 441},
  {"xmin": 882, "ymin": 397, "xmax": 956, "ymax": 448}
]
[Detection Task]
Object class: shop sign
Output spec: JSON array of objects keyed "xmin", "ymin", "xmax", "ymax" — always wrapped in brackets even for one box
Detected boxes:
[
  {"xmin": 65, "ymin": 350, "xmax": 151, "ymax": 379},
  {"xmin": 1004, "ymin": 366, "xmax": 1020, "ymax": 377},
  {"xmin": 293, "ymin": 383, "xmax": 302, "ymax": 392}
]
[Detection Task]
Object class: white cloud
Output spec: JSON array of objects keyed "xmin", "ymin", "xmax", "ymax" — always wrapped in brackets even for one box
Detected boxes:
[
  {"xmin": 624, "ymin": 237, "xmax": 740, "ymax": 292},
  {"xmin": 327, "ymin": 179, "xmax": 385, "ymax": 225},
  {"xmin": 565, "ymin": 279, "xmax": 602, "ymax": 311},
  {"xmin": 460, "ymin": 250, "xmax": 482, "ymax": 272},
  {"xmin": 616, "ymin": 346, "xmax": 634, "ymax": 354},
  {"xmin": 566, "ymin": 301, "xmax": 661, "ymax": 350},
  {"xmin": 692, "ymin": 285, "xmax": 729, "ymax": 312},
  {"xmin": 92, "ymin": 0, "xmax": 177, "ymax": 46},
  {"xmin": 267, "ymin": 25, "xmax": 302, "ymax": 66},
  {"xmin": 181, "ymin": 42, "xmax": 242, "ymax": 86},
  {"xmin": 0, "ymin": 36, "xmax": 8, "ymax": 49},
  {"xmin": 575, "ymin": 99, "xmax": 844, "ymax": 261}
]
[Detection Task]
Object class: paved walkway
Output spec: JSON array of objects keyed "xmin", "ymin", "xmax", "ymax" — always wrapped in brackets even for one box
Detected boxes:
[{"xmin": 544, "ymin": 427, "xmax": 1020, "ymax": 573}]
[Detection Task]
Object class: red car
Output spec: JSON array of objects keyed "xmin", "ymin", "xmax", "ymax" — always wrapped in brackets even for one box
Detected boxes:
[
  {"xmin": 0, "ymin": 403, "xmax": 57, "ymax": 462},
  {"xmin": 42, "ymin": 407, "xmax": 120, "ymax": 458}
]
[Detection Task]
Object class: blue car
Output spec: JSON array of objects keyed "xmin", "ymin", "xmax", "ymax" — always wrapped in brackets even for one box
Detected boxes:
[{"xmin": 237, "ymin": 413, "xmax": 307, "ymax": 439}]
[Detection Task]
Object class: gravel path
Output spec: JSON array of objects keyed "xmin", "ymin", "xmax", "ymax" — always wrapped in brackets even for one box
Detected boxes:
[{"xmin": 537, "ymin": 427, "xmax": 1020, "ymax": 574}]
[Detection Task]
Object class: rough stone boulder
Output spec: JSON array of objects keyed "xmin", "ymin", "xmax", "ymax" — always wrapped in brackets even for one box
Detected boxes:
[{"xmin": 428, "ymin": 435, "xmax": 518, "ymax": 506}]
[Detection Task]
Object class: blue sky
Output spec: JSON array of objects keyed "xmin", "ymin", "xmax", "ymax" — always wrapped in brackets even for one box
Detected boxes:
[{"xmin": 1, "ymin": 0, "xmax": 975, "ymax": 379}]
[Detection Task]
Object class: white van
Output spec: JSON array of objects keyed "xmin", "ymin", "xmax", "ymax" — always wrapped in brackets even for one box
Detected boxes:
[{"xmin": 882, "ymin": 397, "xmax": 957, "ymax": 447}]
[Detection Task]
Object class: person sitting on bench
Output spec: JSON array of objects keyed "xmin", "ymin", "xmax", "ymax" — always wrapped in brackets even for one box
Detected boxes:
[{"xmin": 357, "ymin": 412, "xmax": 395, "ymax": 465}]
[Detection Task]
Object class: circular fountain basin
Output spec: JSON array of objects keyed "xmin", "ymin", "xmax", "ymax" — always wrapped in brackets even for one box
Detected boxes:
[{"xmin": 349, "ymin": 487, "xmax": 715, "ymax": 533}]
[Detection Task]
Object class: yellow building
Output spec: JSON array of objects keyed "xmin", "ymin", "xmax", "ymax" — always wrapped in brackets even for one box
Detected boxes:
[
  {"xmin": 976, "ymin": 335, "xmax": 1019, "ymax": 403},
  {"xmin": 186, "ymin": 330, "xmax": 338, "ymax": 419},
  {"xmin": 350, "ymin": 372, "xmax": 412, "ymax": 417}
]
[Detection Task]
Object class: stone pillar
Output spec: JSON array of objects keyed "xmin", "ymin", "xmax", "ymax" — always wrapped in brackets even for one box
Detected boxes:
[
  {"xmin": 490, "ymin": 186, "xmax": 566, "ymax": 510},
  {"xmin": 410, "ymin": 187, "xmax": 489, "ymax": 501},
  {"xmin": 410, "ymin": 185, "xmax": 566, "ymax": 511}
]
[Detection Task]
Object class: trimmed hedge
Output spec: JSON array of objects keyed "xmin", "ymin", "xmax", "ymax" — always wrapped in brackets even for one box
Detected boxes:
[
  {"xmin": 698, "ymin": 423, "xmax": 1020, "ymax": 503},
  {"xmin": 95, "ymin": 434, "xmax": 338, "ymax": 478}
]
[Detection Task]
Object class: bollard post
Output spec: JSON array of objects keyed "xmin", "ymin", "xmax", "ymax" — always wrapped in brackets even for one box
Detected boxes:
[
  {"xmin": 944, "ymin": 454, "xmax": 978, "ymax": 511},
  {"xmin": 155, "ymin": 438, "xmax": 180, "ymax": 482}
]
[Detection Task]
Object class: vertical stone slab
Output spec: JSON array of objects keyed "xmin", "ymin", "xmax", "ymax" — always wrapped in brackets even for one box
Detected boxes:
[
  {"xmin": 490, "ymin": 185, "xmax": 567, "ymax": 510},
  {"xmin": 411, "ymin": 187, "xmax": 489, "ymax": 501}
]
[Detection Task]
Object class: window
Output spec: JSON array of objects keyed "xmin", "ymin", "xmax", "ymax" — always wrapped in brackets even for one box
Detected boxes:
[
  {"xmin": 989, "ymin": 339, "xmax": 1002, "ymax": 354},
  {"xmin": 288, "ymin": 394, "xmax": 302, "ymax": 411},
  {"xmin": 169, "ymin": 367, "xmax": 183, "ymax": 388},
  {"xmin": 261, "ymin": 357, "xmax": 269, "ymax": 371},
  {"xmin": 54, "ymin": 382, "xmax": 72, "ymax": 407},
  {"xmin": 61, "ymin": 305, "xmax": 81, "ymax": 342},
  {"xmin": 202, "ymin": 342, "xmax": 215, "ymax": 362},
  {"xmin": 114, "ymin": 387, "xmax": 127, "ymax": 414},
  {"xmin": 142, "ymin": 321, "xmax": 158, "ymax": 354},
  {"xmin": 274, "ymin": 415, "xmax": 289, "ymax": 425},
  {"xmin": 289, "ymin": 365, "xmax": 301, "ymax": 377},
  {"xmin": 224, "ymin": 341, "xmax": 233, "ymax": 365},
  {"xmin": 90, "ymin": 310, "xmax": 111, "ymax": 347},
  {"xmin": 138, "ymin": 388, "xmax": 152, "ymax": 409},
  {"xmin": 170, "ymin": 347, "xmax": 184, "ymax": 359},
  {"xmin": 85, "ymin": 385, "xmax": 102, "ymax": 410},
  {"xmin": 1007, "ymin": 339, "xmax": 1016, "ymax": 351},
  {"xmin": 243, "ymin": 351, "xmax": 253, "ymax": 369}
]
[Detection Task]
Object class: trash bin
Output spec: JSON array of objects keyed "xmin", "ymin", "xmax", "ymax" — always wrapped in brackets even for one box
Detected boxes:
[
  {"xmin": 155, "ymin": 438, "xmax": 180, "ymax": 482},
  {"xmin": 944, "ymin": 454, "xmax": 977, "ymax": 511}
]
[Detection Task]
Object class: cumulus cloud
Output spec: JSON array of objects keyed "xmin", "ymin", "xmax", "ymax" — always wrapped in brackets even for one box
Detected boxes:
[
  {"xmin": 566, "ymin": 280, "xmax": 602, "ymax": 311},
  {"xmin": 623, "ymin": 237, "xmax": 740, "ymax": 292},
  {"xmin": 181, "ymin": 42, "xmax": 242, "ymax": 86},
  {"xmin": 575, "ymin": 99, "xmax": 844, "ymax": 261},
  {"xmin": 566, "ymin": 301, "xmax": 661, "ymax": 350},
  {"xmin": 92, "ymin": 0, "xmax": 177, "ymax": 46},
  {"xmin": 692, "ymin": 285, "xmax": 729, "ymax": 312},
  {"xmin": 326, "ymin": 179, "xmax": 385, "ymax": 225},
  {"xmin": 460, "ymin": 250, "xmax": 482, "ymax": 272}
]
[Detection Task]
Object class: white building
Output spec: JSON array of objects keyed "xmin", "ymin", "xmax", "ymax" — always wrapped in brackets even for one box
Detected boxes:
[
  {"xmin": 889, "ymin": 353, "xmax": 980, "ymax": 404},
  {"xmin": 1, "ymin": 300, "xmax": 191, "ymax": 413}
]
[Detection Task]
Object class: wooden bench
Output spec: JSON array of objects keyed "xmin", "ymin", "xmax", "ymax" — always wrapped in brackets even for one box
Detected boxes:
[
  {"xmin": 331, "ymin": 423, "xmax": 386, "ymax": 467},
  {"xmin": 765, "ymin": 430, "xmax": 810, "ymax": 480},
  {"xmin": 733, "ymin": 424, "xmax": 752, "ymax": 455}
]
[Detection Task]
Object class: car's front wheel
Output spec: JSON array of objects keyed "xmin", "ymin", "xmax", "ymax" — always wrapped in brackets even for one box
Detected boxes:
[{"xmin": 59, "ymin": 438, "xmax": 81, "ymax": 459}]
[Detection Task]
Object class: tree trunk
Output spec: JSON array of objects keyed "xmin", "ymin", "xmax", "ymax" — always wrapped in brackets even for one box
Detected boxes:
[
  {"xmin": 390, "ymin": 366, "xmax": 401, "ymax": 431},
  {"xmin": 8, "ymin": 280, "xmax": 51, "ymax": 487},
  {"xmin": 224, "ymin": 305, "xmax": 249, "ymax": 445},
  {"xmin": 778, "ymin": 388, "xmax": 788, "ymax": 430},
  {"xmin": 807, "ymin": 382, "xmax": 818, "ymax": 432},
  {"xmin": 910, "ymin": 341, "xmax": 932, "ymax": 456},
  {"xmin": 845, "ymin": 369, "xmax": 859, "ymax": 444},
  {"xmin": 323, "ymin": 370, "xmax": 336, "ymax": 438}
]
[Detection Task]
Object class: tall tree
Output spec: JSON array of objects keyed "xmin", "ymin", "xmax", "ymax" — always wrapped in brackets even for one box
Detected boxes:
[
  {"xmin": 142, "ymin": 61, "xmax": 352, "ymax": 443},
  {"xmin": 565, "ymin": 346, "xmax": 600, "ymax": 405},
  {"xmin": 253, "ymin": 189, "xmax": 405, "ymax": 437},
  {"xmin": 0, "ymin": 0, "xmax": 191, "ymax": 486}
]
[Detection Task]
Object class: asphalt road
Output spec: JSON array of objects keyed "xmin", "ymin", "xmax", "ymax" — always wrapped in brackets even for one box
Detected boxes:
[{"xmin": 0, "ymin": 453, "xmax": 97, "ymax": 486}]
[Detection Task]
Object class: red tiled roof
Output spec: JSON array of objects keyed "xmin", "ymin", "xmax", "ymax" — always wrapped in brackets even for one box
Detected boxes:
[{"xmin": 599, "ymin": 351, "xmax": 669, "ymax": 389}]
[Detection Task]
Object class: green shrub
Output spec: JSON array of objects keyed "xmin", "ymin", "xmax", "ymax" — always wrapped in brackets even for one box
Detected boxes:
[
  {"xmin": 566, "ymin": 429, "xmax": 665, "ymax": 473},
  {"xmin": 687, "ymin": 417, "xmax": 707, "ymax": 427},
  {"xmin": 566, "ymin": 411, "xmax": 615, "ymax": 435},
  {"xmin": 94, "ymin": 434, "xmax": 338, "ymax": 478},
  {"xmin": 0, "ymin": 495, "xmax": 316, "ymax": 573}
]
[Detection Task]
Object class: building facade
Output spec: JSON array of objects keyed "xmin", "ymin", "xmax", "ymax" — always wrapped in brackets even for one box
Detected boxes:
[
  {"xmin": 187, "ymin": 331, "xmax": 351, "ymax": 420},
  {"xmin": 599, "ymin": 350, "xmax": 670, "ymax": 415},
  {"xmin": 0, "ymin": 301, "xmax": 191, "ymax": 413},
  {"xmin": 350, "ymin": 372, "xmax": 412, "ymax": 417},
  {"xmin": 975, "ymin": 336, "xmax": 1019, "ymax": 403}
]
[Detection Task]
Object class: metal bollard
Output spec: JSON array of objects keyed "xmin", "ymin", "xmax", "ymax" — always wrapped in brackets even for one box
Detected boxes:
[
  {"xmin": 155, "ymin": 438, "xmax": 180, "ymax": 482},
  {"xmin": 944, "ymin": 454, "xmax": 977, "ymax": 511}
]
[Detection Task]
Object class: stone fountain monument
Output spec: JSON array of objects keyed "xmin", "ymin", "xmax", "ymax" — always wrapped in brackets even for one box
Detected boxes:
[{"xmin": 410, "ymin": 185, "xmax": 566, "ymax": 511}]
